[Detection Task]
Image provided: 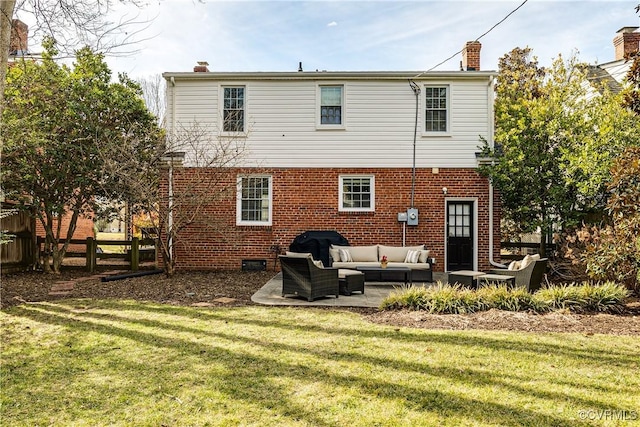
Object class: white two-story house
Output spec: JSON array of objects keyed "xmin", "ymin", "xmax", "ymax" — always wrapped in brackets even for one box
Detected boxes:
[{"xmin": 162, "ymin": 41, "xmax": 501, "ymax": 273}]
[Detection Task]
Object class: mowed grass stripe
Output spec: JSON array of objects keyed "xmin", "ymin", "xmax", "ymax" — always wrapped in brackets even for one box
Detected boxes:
[{"xmin": 2, "ymin": 300, "xmax": 639, "ymax": 426}]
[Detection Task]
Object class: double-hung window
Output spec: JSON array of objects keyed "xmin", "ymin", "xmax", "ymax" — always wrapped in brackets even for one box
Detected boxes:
[
  {"xmin": 223, "ymin": 86, "xmax": 245, "ymax": 132},
  {"xmin": 318, "ymin": 85, "xmax": 344, "ymax": 127},
  {"xmin": 339, "ymin": 175, "xmax": 375, "ymax": 212},
  {"xmin": 424, "ymin": 85, "xmax": 449, "ymax": 133},
  {"xmin": 237, "ymin": 176, "xmax": 272, "ymax": 225}
]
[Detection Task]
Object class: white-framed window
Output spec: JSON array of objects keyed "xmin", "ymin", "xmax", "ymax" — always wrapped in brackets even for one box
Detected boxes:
[
  {"xmin": 222, "ymin": 86, "xmax": 245, "ymax": 132},
  {"xmin": 237, "ymin": 175, "xmax": 272, "ymax": 226},
  {"xmin": 317, "ymin": 84, "xmax": 345, "ymax": 129},
  {"xmin": 424, "ymin": 85, "xmax": 449, "ymax": 134},
  {"xmin": 339, "ymin": 175, "xmax": 375, "ymax": 212}
]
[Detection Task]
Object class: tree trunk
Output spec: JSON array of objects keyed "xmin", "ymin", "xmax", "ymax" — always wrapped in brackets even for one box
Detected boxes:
[{"xmin": 0, "ymin": 1, "xmax": 17, "ymax": 118}]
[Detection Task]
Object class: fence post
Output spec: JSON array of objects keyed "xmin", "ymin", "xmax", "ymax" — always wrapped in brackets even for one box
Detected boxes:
[
  {"xmin": 131, "ymin": 237, "xmax": 139, "ymax": 272},
  {"xmin": 86, "ymin": 237, "xmax": 96, "ymax": 273}
]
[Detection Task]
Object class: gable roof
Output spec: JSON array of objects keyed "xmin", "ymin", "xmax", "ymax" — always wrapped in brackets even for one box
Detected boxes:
[{"xmin": 586, "ymin": 63, "xmax": 624, "ymax": 94}]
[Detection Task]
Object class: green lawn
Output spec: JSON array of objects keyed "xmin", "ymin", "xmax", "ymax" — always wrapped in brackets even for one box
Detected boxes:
[
  {"xmin": 95, "ymin": 232, "xmax": 127, "ymax": 254},
  {"xmin": 2, "ymin": 301, "xmax": 639, "ymax": 426}
]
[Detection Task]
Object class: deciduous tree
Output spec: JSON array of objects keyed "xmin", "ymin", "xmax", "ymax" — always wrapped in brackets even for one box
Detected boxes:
[
  {"xmin": 479, "ymin": 48, "xmax": 640, "ymax": 255},
  {"xmin": 1, "ymin": 39, "xmax": 163, "ymax": 273},
  {"xmin": 1, "ymin": 0, "xmax": 147, "ymax": 117}
]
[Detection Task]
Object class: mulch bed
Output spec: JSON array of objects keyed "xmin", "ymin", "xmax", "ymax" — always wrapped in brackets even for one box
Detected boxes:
[{"xmin": 2, "ymin": 267, "xmax": 639, "ymax": 335}]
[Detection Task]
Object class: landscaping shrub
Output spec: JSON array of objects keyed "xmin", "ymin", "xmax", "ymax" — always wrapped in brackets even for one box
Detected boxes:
[
  {"xmin": 380, "ymin": 285, "xmax": 430, "ymax": 311},
  {"xmin": 381, "ymin": 281, "xmax": 629, "ymax": 314},
  {"xmin": 476, "ymin": 284, "xmax": 546, "ymax": 312},
  {"xmin": 536, "ymin": 281, "xmax": 630, "ymax": 314},
  {"xmin": 380, "ymin": 282, "xmax": 483, "ymax": 314},
  {"xmin": 556, "ymin": 147, "xmax": 640, "ymax": 293}
]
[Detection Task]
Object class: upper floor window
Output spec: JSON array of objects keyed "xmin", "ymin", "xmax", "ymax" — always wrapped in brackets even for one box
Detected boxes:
[
  {"xmin": 339, "ymin": 175, "xmax": 374, "ymax": 212},
  {"xmin": 424, "ymin": 86, "xmax": 449, "ymax": 133},
  {"xmin": 319, "ymin": 85, "xmax": 344, "ymax": 127},
  {"xmin": 223, "ymin": 86, "xmax": 245, "ymax": 132},
  {"xmin": 237, "ymin": 175, "xmax": 272, "ymax": 226}
]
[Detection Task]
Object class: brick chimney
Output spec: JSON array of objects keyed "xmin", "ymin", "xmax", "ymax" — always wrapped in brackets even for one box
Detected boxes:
[
  {"xmin": 10, "ymin": 19, "xmax": 28, "ymax": 54},
  {"xmin": 614, "ymin": 27, "xmax": 640, "ymax": 60},
  {"xmin": 193, "ymin": 61, "xmax": 209, "ymax": 72},
  {"xmin": 462, "ymin": 41, "xmax": 481, "ymax": 71}
]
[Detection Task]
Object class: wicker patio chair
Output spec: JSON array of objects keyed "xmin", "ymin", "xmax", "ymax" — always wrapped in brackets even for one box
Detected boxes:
[
  {"xmin": 279, "ymin": 255, "xmax": 340, "ymax": 302},
  {"xmin": 488, "ymin": 258, "xmax": 548, "ymax": 292}
]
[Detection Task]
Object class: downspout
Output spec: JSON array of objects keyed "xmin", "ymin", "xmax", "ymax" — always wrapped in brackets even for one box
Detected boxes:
[
  {"xmin": 167, "ymin": 77, "xmax": 177, "ymax": 266},
  {"xmin": 489, "ymin": 182, "xmax": 505, "ymax": 268},
  {"xmin": 486, "ymin": 76, "xmax": 505, "ymax": 268},
  {"xmin": 167, "ymin": 158, "xmax": 174, "ymax": 265},
  {"xmin": 170, "ymin": 76, "xmax": 176, "ymax": 137}
]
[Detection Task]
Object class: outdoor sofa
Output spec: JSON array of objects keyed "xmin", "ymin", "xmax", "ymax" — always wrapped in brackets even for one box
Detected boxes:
[{"xmin": 329, "ymin": 244, "xmax": 435, "ymax": 282}]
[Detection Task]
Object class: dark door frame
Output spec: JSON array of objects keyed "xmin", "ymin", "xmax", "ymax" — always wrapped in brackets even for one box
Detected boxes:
[{"xmin": 444, "ymin": 198, "xmax": 477, "ymax": 271}]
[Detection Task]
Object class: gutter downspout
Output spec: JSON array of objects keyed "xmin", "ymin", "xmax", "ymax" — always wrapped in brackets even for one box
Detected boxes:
[
  {"xmin": 489, "ymin": 182, "xmax": 505, "ymax": 268},
  {"xmin": 165, "ymin": 77, "xmax": 178, "ymax": 267},
  {"xmin": 486, "ymin": 76, "xmax": 505, "ymax": 268}
]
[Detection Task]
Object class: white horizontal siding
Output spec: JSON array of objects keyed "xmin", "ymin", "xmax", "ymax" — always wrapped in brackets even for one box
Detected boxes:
[{"xmin": 166, "ymin": 75, "xmax": 493, "ymax": 168}]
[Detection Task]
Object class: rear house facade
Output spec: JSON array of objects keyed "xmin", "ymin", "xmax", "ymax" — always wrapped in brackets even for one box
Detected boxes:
[{"xmin": 162, "ymin": 42, "xmax": 501, "ymax": 273}]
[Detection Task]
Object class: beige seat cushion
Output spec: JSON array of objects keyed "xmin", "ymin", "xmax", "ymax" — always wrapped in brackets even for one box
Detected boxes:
[
  {"xmin": 379, "ymin": 245, "xmax": 425, "ymax": 262},
  {"xmin": 338, "ymin": 269, "xmax": 365, "ymax": 279}
]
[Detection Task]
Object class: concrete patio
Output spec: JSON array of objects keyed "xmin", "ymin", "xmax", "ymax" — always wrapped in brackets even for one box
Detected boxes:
[{"xmin": 251, "ymin": 272, "xmax": 447, "ymax": 308}]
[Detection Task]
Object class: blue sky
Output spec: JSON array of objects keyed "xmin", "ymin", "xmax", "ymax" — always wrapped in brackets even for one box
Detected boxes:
[{"xmin": 17, "ymin": 0, "xmax": 640, "ymax": 78}]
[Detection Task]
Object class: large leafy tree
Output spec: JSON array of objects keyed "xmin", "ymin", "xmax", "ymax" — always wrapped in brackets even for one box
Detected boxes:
[
  {"xmin": 1, "ymin": 39, "xmax": 163, "ymax": 273},
  {"xmin": 479, "ymin": 47, "xmax": 640, "ymax": 255},
  {"xmin": 1, "ymin": 1, "xmax": 147, "ymax": 118}
]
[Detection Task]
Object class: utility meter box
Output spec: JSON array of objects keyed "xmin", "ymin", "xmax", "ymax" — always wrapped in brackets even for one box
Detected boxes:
[
  {"xmin": 407, "ymin": 208, "xmax": 419, "ymax": 226},
  {"xmin": 397, "ymin": 212, "xmax": 408, "ymax": 222}
]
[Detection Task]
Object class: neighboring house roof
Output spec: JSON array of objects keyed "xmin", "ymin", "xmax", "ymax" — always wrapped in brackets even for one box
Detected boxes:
[
  {"xmin": 586, "ymin": 59, "xmax": 633, "ymax": 95},
  {"xmin": 585, "ymin": 26, "xmax": 638, "ymax": 96}
]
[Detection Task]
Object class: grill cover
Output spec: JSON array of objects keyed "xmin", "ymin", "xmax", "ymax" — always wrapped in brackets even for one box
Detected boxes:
[{"xmin": 289, "ymin": 230, "xmax": 349, "ymax": 267}]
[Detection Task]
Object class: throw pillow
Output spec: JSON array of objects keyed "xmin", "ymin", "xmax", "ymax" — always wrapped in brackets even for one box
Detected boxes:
[
  {"xmin": 312, "ymin": 260, "xmax": 324, "ymax": 268},
  {"xmin": 339, "ymin": 248, "xmax": 353, "ymax": 262},
  {"xmin": 508, "ymin": 261, "xmax": 519, "ymax": 271},
  {"xmin": 520, "ymin": 254, "xmax": 533, "ymax": 270},
  {"xmin": 418, "ymin": 250, "xmax": 430, "ymax": 263},
  {"xmin": 404, "ymin": 249, "xmax": 420, "ymax": 263}
]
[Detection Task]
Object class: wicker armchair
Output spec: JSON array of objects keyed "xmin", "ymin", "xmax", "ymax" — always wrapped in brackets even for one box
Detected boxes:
[
  {"xmin": 488, "ymin": 258, "xmax": 548, "ymax": 292},
  {"xmin": 279, "ymin": 255, "xmax": 339, "ymax": 302}
]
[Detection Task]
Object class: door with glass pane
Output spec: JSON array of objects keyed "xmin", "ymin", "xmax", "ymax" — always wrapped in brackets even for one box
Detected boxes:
[{"xmin": 446, "ymin": 201, "xmax": 474, "ymax": 271}]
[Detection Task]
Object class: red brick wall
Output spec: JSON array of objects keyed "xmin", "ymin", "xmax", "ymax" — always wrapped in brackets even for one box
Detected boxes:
[
  {"xmin": 10, "ymin": 19, "xmax": 28, "ymax": 53},
  {"xmin": 462, "ymin": 41, "xmax": 482, "ymax": 71},
  {"xmin": 614, "ymin": 30, "xmax": 640, "ymax": 60},
  {"xmin": 163, "ymin": 167, "xmax": 501, "ymax": 272},
  {"xmin": 35, "ymin": 213, "xmax": 95, "ymax": 253}
]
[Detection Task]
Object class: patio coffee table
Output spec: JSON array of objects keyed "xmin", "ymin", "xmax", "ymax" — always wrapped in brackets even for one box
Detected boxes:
[
  {"xmin": 448, "ymin": 270, "xmax": 485, "ymax": 288},
  {"xmin": 356, "ymin": 266, "xmax": 412, "ymax": 285}
]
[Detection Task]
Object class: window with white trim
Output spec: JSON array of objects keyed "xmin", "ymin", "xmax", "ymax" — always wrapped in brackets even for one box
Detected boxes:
[
  {"xmin": 237, "ymin": 176, "xmax": 272, "ymax": 225},
  {"xmin": 223, "ymin": 86, "xmax": 245, "ymax": 132},
  {"xmin": 318, "ymin": 85, "xmax": 344, "ymax": 127},
  {"xmin": 339, "ymin": 175, "xmax": 375, "ymax": 212},
  {"xmin": 424, "ymin": 85, "xmax": 449, "ymax": 132}
]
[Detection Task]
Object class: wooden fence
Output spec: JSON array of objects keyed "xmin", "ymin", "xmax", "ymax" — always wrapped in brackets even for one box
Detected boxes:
[
  {"xmin": 500, "ymin": 241, "xmax": 556, "ymax": 260},
  {"xmin": 37, "ymin": 236, "xmax": 156, "ymax": 272}
]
